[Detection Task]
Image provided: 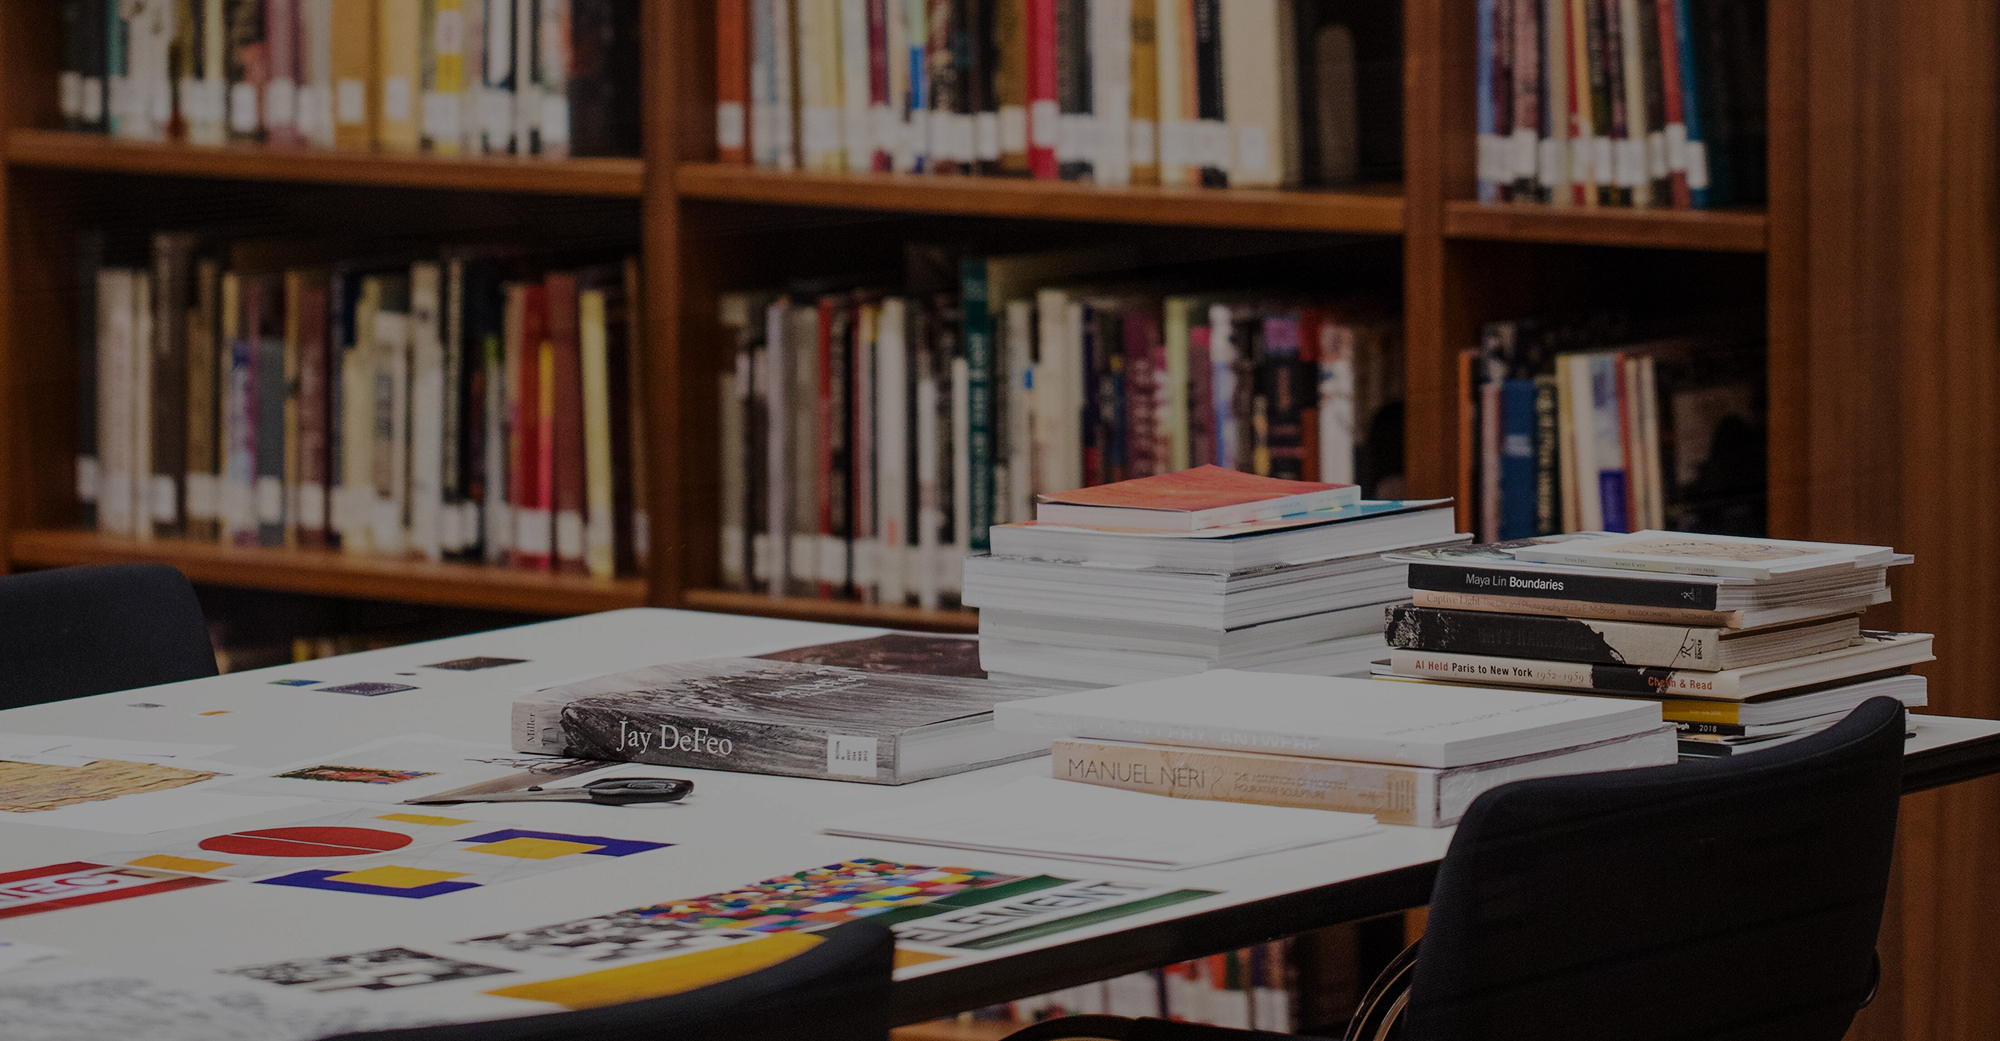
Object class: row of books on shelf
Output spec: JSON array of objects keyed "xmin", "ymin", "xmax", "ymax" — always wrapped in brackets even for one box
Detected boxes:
[
  {"xmin": 717, "ymin": 0, "xmax": 1396, "ymax": 188},
  {"xmin": 960, "ymin": 944, "xmax": 1294, "ymax": 1031},
  {"xmin": 713, "ymin": 247, "xmax": 1404, "ymax": 608},
  {"xmin": 58, "ymin": 0, "xmax": 639, "ymax": 158},
  {"xmin": 76, "ymin": 231, "xmax": 649, "ymax": 578},
  {"xmin": 1475, "ymin": 0, "xmax": 1765, "ymax": 209},
  {"xmin": 1459, "ymin": 310, "xmax": 1765, "ymax": 544}
]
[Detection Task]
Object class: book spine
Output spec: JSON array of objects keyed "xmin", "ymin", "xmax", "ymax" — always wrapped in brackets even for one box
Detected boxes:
[
  {"xmin": 1090, "ymin": 0, "xmax": 1131, "ymax": 186},
  {"xmin": 149, "ymin": 234, "xmax": 194, "ymax": 538},
  {"xmin": 851, "ymin": 299, "xmax": 877, "ymax": 598},
  {"xmin": 875, "ymin": 297, "xmax": 908, "ymax": 604},
  {"xmin": 1409, "ymin": 589, "xmax": 1739, "ymax": 627},
  {"xmin": 376, "ymin": 0, "xmax": 420, "ymax": 150},
  {"xmin": 295, "ymin": 273, "xmax": 330, "ymax": 548},
  {"xmin": 512, "ymin": 281, "xmax": 550, "ymax": 569},
  {"xmin": 1390, "ymin": 648, "xmax": 1738, "ymax": 696},
  {"xmin": 1386, "ymin": 602, "xmax": 1725, "ymax": 668},
  {"xmin": 866, "ymin": 0, "xmax": 892, "ymax": 170},
  {"xmin": 962, "ymin": 258, "xmax": 993, "ymax": 552},
  {"xmin": 994, "ymin": 0, "xmax": 1029, "ymax": 173},
  {"xmin": 265, "ymin": 0, "xmax": 303, "ymax": 147},
  {"xmin": 250, "ymin": 277, "xmax": 287, "ymax": 546},
  {"xmin": 969, "ymin": 0, "xmax": 1001, "ymax": 174},
  {"xmin": 1672, "ymin": 0, "xmax": 1706, "ymax": 206},
  {"xmin": 1403, "ymin": 561, "xmax": 1721, "ymax": 609},
  {"xmin": 1476, "ymin": 0, "xmax": 1499, "ymax": 200},
  {"xmin": 548, "ymin": 271, "xmax": 586, "ymax": 574},
  {"xmin": 1189, "ymin": 0, "xmax": 1223, "ymax": 186},
  {"xmin": 1531, "ymin": 372, "xmax": 1559, "ymax": 535},
  {"xmin": 840, "ymin": 0, "xmax": 873, "ymax": 171},
  {"xmin": 512, "ymin": 698, "xmax": 903, "ymax": 783},
  {"xmin": 1052, "ymin": 739, "xmax": 1437, "ymax": 827},
  {"xmin": 441, "ymin": 258, "xmax": 467, "ymax": 554},
  {"xmin": 1653, "ymin": 0, "xmax": 1689, "ymax": 206},
  {"xmin": 1052, "ymin": 0, "xmax": 1090, "ymax": 181},
  {"xmin": 1499, "ymin": 377, "xmax": 1536, "ymax": 539},
  {"xmin": 96, "ymin": 270, "xmax": 134, "ymax": 536},
  {"xmin": 1510, "ymin": 0, "xmax": 1541, "ymax": 199},
  {"xmin": 329, "ymin": 0, "xmax": 374, "ymax": 149},
  {"xmin": 1024, "ymin": 0, "xmax": 1057, "ymax": 177},
  {"xmin": 581, "ymin": 286, "xmax": 617, "ymax": 578}
]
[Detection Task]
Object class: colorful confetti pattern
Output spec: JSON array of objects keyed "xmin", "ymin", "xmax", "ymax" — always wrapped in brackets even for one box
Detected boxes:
[{"xmin": 621, "ymin": 859, "xmax": 1019, "ymax": 932}]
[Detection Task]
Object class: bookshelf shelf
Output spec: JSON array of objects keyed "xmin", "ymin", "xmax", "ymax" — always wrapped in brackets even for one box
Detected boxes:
[
  {"xmin": 1441, "ymin": 200, "xmax": 1770, "ymax": 253},
  {"xmin": 676, "ymin": 163, "xmax": 1407, "ymax": 235},
  {"xmin": 7, "ymin": 529, "xmax": 647, "ymax": 616},
  {"xmin": 681, "ymin": 589, "xmax": 979, "ymax": 634},
  {"xmin": 5, "ymin": 130, "xmax": 646, "ymax": 198}
]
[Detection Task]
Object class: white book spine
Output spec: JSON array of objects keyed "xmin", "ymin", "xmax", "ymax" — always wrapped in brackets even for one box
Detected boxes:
[
  {"xmin": 1564, "ymin": 353, "xmax": 1600, "ymax": 530},
  {"xmin": 1317, "ymin": 321, "xmax": 1356, "ymax": 485},
  {"xmin": 915, "ymin": 371, "xmax": 941, "ymax": 610},
  {"xmin": 839, "ymin": 0, "xmax": 873, "ymax": 172},
  {"xmin": 409, "ymin": 264, "xmax": 445, "ymax": 562},
  {"xmin": 1091, "ymin": 0, "xmax": 1133, "ymax": 186},
  {"xmin": 764, "ymin": 299, "xmax": 792, "ymax": 596},
  {"xmin": 875, "ymin": 298, "xmax": 909, "ymax": 605},
  {"xmin": 1221, "ymin": 0, "xmax": 1286, "ymax": 187}
]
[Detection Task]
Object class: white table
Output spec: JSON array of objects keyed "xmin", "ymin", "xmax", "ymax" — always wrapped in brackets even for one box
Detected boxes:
[{"xmin": 0, "ymin": 608, "xmax": 1992, "ymax": 1039}]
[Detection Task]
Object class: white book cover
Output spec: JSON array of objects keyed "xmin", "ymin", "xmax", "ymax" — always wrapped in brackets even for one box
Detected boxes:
[
  {"xmin": 408, "ymin": 264, "xmax": 445, "ymax": 561},
  {"xmin": 97, "ymin": 271, "xmax": 136, "ymax": 536},
  {"xmin": 916, "ymin": 372, "xmax": 941, "ymax": 610},
  {"xmin": 765, "ymin": 298, "xmax": 793, "ymax": 595},
  {"xmin": 839, "ymin": 0, "xmax": 873, "ymax": 171},
  {"xmin": 876, "ymin": 298, "xmax": 910, "ymax": 604},
  {"xmin": 1220, "ymin": 0, "xmax": 1294, "ymax": 188},
  {"xmin": 1507, "ymin": 530, "xmax": 1900, "ymax": 580},
  {"xmin": 1091, "ymin": 0, "xmax": 1133, "ymax": 186},
  {"xmin": 995, "ymin": 671, "xmax": 1665, "ymax": 768}
]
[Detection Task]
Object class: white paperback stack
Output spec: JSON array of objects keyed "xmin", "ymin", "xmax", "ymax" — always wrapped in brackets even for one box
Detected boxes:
[{"xmin": 961, "ymin": 467, "xmax": 1465, "ymax": 685}]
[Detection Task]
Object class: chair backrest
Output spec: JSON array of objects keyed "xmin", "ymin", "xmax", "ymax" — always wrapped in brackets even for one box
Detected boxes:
[
  {"xmin": 319, "ymin": 920, "xmax": 895, "ymax": 1041},
  {"xmin": 0, "ymin": 564, "xmax": 216, "ymax": 708},
  {"xmin": 1401, "ymin": 697, "xmax": 1906, "ymax": 1041}
]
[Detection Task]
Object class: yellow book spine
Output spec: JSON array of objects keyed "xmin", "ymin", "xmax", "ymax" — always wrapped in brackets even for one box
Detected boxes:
[
  {"xmin": 1658, "ymin": 700, "xmax": 1744, "ymax": 725},
  {"xmin": 331, "ymin": 0, "xmax": 378, "ymax": 151},
  {"xmin": 377, "ymin": 0, "xmax": 422, "ymax": 152},
  {"xmin": 579, "ymin": 289, "xmax": 616, "ymax": 579},
  {"xmin": 1129, "ymin": 0, "xmax": 1160, "ymax": 185},
  {"xmin": 427, "ymin": 0, "xmax": 467, "ymax": 154}
]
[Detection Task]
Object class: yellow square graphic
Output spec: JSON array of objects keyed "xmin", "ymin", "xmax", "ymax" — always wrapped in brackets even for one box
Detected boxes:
[
  {"xmin": 894, "ymin": 948, "xmax": 954, "ymax": 969},
  {"xmin": 327, "ymin": 865, "xmax": 469, "ymax": 889},
  {"xmin": 487, "ymin": 933, "xmax": 820, "ymax": 1009},
  {"xmin": 375, "ymin": 813, "xmax": 474, "ymax": 827},
  {"xmin": 127, "ymin": 854, "xmax": 231, "ymax": 874},
  {"xmin": 463, "ymin": 837, "xmax": 603, "ymax": 860}
]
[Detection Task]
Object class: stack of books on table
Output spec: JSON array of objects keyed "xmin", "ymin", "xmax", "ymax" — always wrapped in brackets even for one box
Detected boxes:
[
  {"xmin": 992, "ymin": 672, "xmax": 1678, "ymax": 828},
  {"xmin": 1379, "ymin": 531, "xmax": 1932, "ymax": 758},
  {"xmin": 961, "ymin": 467, "xmax": 1463, "ymax": 685}
]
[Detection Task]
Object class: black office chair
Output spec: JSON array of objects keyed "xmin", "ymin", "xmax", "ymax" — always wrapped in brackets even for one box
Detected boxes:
[
  {"xmin": 1005, "ymin": 696, "xmax": 1908, "ymax": 1041},
  {"xmin": 0, "ymin": 563, "xmax": 217, "ymax": 708},
  {"xmin": 318, "ymin": 920, "xmax": 895, "ymax": 1041}
]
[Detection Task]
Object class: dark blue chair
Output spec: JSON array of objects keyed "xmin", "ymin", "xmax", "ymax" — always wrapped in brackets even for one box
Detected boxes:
[{"xmin": 0, "ymin": 563, "xmax": 216, "ymax": 708}]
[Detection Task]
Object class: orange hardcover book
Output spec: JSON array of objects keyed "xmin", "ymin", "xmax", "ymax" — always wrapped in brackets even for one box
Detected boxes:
[
  {"xmin": 331, "ymin": 0, "xmax": 378, "ymax": 150},
  {"xmin": 1035, "ymin": 464, "xmax": 1360, "ymax": 531},
  {"xmin": 717, "ymin": 0, "xmax": 751, "ymax": 162}
]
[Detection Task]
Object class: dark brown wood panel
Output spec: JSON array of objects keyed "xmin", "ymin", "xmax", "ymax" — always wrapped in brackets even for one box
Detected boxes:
[
  {"xmin": 1443, "ymin": 201, "xmax": 1769, "ymax": 252},
  {"xmin": 8, "ymin": 130, "xmax": 646, "ymax": 197},
  {"xmin": 8, "ymin": 529, "xmax": 644, "ymax": 614}
]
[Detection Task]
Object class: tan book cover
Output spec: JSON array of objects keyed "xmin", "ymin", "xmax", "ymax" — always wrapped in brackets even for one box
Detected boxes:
[
  {"xmin": 330, "ymin": 0, "xmax": 378, "ymax": 150},
  {"xmin": 1219, "ymin": 0, "xmax": 1297, "ymax": 188},
  {"xmin": 799, "ymin": 0, "xmax": 845, "ymax": 170},
  {"xmin": 1128, "ymin": 0, "xmax": 1159, "ymax": 185},
  {"xmin": 376, "ymin": 0, "xmax": 422, "ymax": 152},
  {"xmin": 580, "ymin": 288, "xmax": 616, "ymax": 578},
  {"xmin": 1053, "ymin": 730, "xmax": 1676, "ymax": 827}
]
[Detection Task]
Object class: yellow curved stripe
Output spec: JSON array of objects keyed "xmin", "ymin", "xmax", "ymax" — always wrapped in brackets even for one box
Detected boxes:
[{"xmin": 486, "ymin": 932, "xmax": 824, "ymax": 1009}]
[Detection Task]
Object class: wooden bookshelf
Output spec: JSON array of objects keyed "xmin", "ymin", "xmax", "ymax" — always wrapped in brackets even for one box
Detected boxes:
[
  {"xmin": 677, "ymin": 162, "xmax": 1407, "ymax": 234},
  {"xmin": 3, "ymin": 1, "xmax": 1998, "ymax": 1035},
  {"xmin": 682, "ymin": 589, "xmax": 979, "ymax": 634},
  {"xmin": 8, "ymin": 529, "xmax": 647, "ymax": 616},
  {"xmin": 7, "ymin": 129, "xmax": 646, "ymax": 197},
  {"xmin": 1442, "ymin": 201, "xmax": 1770, "ymax": 252}
]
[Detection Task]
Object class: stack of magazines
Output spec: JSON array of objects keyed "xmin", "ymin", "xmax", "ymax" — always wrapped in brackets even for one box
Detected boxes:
[
  {"xmin": 1379, "ymin": 531, "xmax": 1931, "ymax": 757},
  {"xmin": 962, "ymin": 467, "xmax": 1462, "ymax": 685}
]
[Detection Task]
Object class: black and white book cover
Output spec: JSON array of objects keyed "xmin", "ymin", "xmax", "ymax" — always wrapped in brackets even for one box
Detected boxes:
[{"xmin": 513, "ymin": 651, "xmax": 1054, "ymax": 784}]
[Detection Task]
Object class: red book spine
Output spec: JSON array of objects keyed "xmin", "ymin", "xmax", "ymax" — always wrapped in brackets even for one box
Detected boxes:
[
  {"xmin": 265, "ymin": 0, "xmax": 302, "ymax": 147},
  {"xmin": 513, "ymin": 283, "xmax": 551, "ymax": 570},
  {"xmin": 1025, "ymin": 0, "xmax": 1058, "ymax": 179},
  {"xmin": 717, "ymin": 0, "xmax": 750, "ymax": 162},
  {"xmin": 1654, "ymin": 0, "xmax": 1691, "ymax": 208},
  {"xmin": 1299, "ymin": 307, "xmax": 1321, "ymax": 483},
  {"xmin": 815, "ymin": 297, "xmax": 836, "ymax": 598},
  {"xmin": 548, "ymin": 272, "xmax": 588, "ymax": 574}
]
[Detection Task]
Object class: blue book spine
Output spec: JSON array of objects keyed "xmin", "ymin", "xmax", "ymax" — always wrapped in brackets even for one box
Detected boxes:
[
  {"xmin": 961, "ymin": 257, "xmax": 992, "ymax": 551},
  {"xmin": 1210, "ymin": 310, "xmax": 1236, "ymax": 468},
  {"xmin": 1673, "ymin": 0, "xmax": 1708, "ymax": 208},
  {"xmin": 1499, "ymin": 379, "xmax": 1538, "ymax": 539},
  {"xmin": 1476, "ymin": 0, "xmax": 1499, "ymax": 201}
]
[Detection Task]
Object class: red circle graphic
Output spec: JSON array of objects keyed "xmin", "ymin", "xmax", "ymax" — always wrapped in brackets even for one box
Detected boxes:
[{"xmin": 198, "ymin": 826, "xmax": 414, "ymax": 858}]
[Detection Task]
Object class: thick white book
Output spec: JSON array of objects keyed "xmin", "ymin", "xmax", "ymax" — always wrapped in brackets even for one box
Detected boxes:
[
  {"xmin": 994, "ymin": 671, "xmax": 1665, "ymax": 768},
  {"xmin": 1506, "ymin": 530, "xmax": 1901, "ymax": 580},
  {"xmin": 1036, "ymin": 465, "xmax": 1361, "ymax": 531},
  {"xmin": 993, "ymin": 500, "xmax": 1457, "ymax": 571}
]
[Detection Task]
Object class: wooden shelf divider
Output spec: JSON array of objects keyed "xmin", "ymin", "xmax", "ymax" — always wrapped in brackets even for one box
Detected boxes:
[
  {"xmin": 680, "ymin": 588, "xmax": 979, "ymax": 634},
  {"xmin": 1442, "ymin": 199, "xmax": 1769, "ymax": 252},
  {"xmin": 6, "ymin": 129, "xmax": 646, "ymax": 197},
  {"xmin": 676, "ymin": 162, "xmax": 1406, "ymax": 234},
  {"xmin": 8, "ymin": 529, "xmax": 647, "ymax": 616}
]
